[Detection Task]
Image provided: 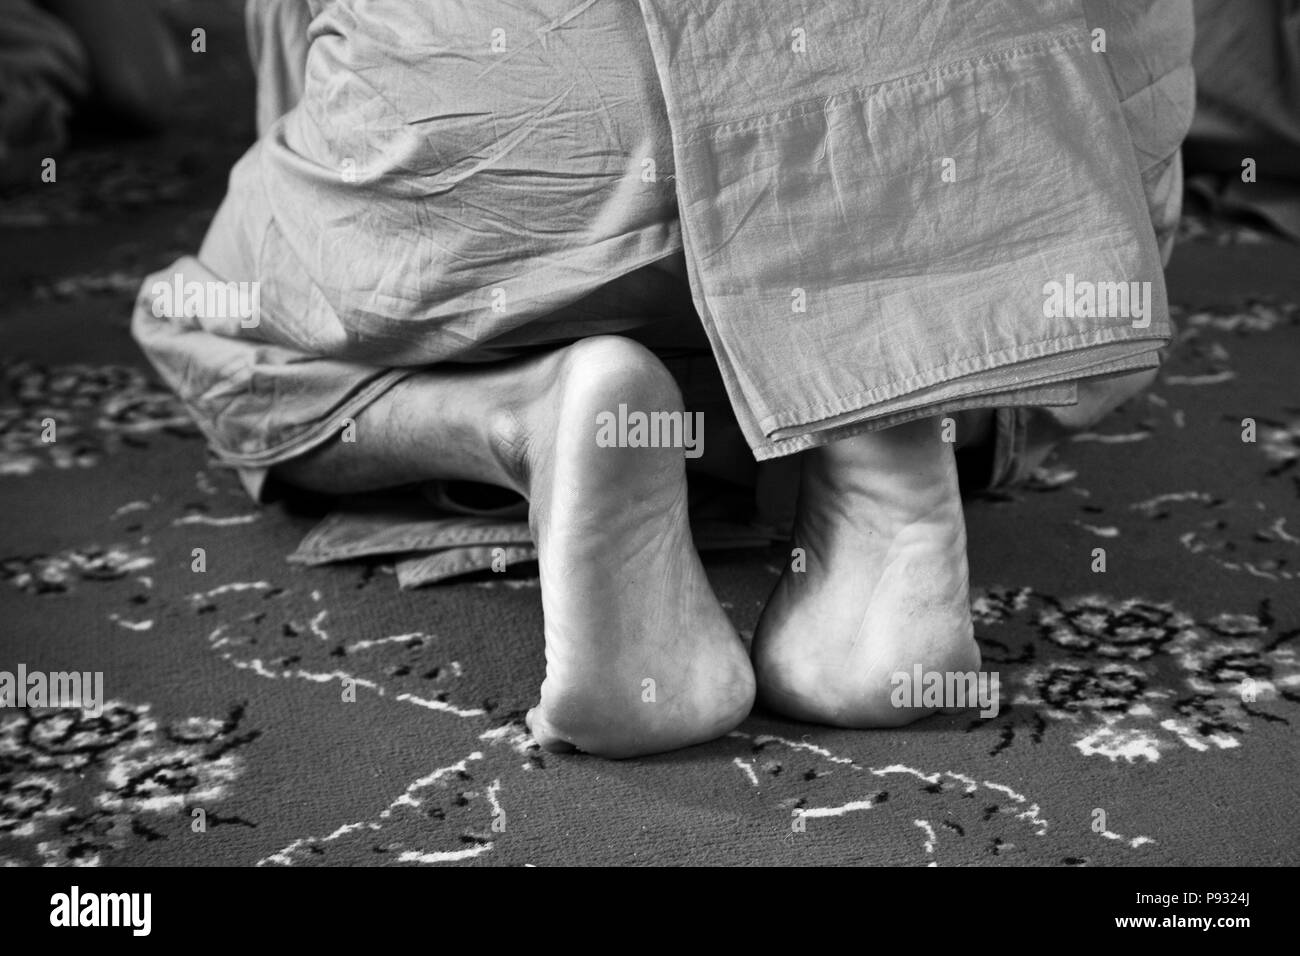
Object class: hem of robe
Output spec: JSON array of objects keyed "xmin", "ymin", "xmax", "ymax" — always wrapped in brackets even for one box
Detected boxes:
[
  {"xmin": 635, "ymin": 3, "xmax": 1178, "ymax": 463},
  {"xmin": 746, "ymin": 334, "xmax": 1165, "ymax": 460}
]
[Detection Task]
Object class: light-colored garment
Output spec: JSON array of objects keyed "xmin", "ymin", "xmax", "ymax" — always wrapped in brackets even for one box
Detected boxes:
[
  {"xmin": 132, "ymin": 0, "xmax": 1195, "ymax": 500},
  {"xmin": 983, "ymin": 0, "xmax": 1196, "ymax": 484},
  {"xmin": 246, "ymin": 0, "xmax": 313, "ymax": 139}
]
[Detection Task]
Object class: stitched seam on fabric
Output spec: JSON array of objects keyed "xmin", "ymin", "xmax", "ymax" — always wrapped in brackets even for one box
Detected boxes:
[
  {"xmin": 749, "ymin": 391, "xmax": 1033, "ymax": 463},
  {"xmin": 208, "ymin": 369, "xmax": 414, "ymax": 467},
  {"xmin": 763, "ymin": 326, "xmax": 1161, "ymax": 431},
  {"xmin": 303, "ymin": 527, "xmax": 534, "ymax": 562},
  {"xmin": 680, "ymin": 28, "xmax": 1088, "ymax": 146},
  {"xmin": 758, "ymin": 325, "xmax": 1165, "ymax": 433}
]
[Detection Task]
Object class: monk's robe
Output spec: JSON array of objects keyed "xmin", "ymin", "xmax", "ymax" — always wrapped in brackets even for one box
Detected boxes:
[{"xmin": 132, "ymin": 0, "xmax": 1195, "ymax": 498}]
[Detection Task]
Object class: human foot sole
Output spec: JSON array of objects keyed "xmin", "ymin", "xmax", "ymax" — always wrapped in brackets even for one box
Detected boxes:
[
  {"xmin": 521, "ymin": 337, "xmax": 755, "ymax": 758},
  {"xmin": 752, "ymin": 417, "xmax": 981, "ymax": 728}
]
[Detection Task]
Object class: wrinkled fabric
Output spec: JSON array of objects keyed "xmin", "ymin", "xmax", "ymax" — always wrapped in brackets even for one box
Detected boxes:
[
  {"xmin": 247, "ymin": 0, "xmax": 313, "ymax": 137},
  {"xmin": 984, "ymin": 0, "xmax": 1195, "ymax": 485},
  {"xmin": 287, "ymin": 481, "xmax": 780, "ymax": 587},
  {"xmin": 133, "ymin": 0, "xmax": 1194, "ymax": 483},
  {"xmin": 634, "ymin": 0, "xmax": 1175, "ymax": 456}
]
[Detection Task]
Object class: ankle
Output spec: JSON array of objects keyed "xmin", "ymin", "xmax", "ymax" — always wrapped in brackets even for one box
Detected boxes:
[
  {"xmin": 827, "ymin": 417, "xmax": 949, "ymax": 463},
  {"xmin": 471, "ymin": 351, "xmax": 567, "ymax": 497},
  {"xmin": 812, "ymin": 417, "xmax": 957, "ymax": 502},
  {"xmin": 486, "ymin": 404, "xmax": 532, "ymax": 496}
]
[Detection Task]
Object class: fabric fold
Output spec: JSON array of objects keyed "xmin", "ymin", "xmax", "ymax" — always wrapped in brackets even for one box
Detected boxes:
[
  {"xmin": 634, "ymin": 0, "xmax": 1177, "ymax": 457},
  {"xmin": 131, "ymin": 0, "xmax": 1196, "ymax": 522}
]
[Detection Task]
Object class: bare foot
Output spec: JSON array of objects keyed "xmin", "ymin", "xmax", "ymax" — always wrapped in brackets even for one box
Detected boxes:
[
  {"xmin": 520, "ymin": 337, "xmax": 755, "ymax": 757},
  {"xmin": 274, "ymin": 336, "xmax": 754, "ymax": 758},
  {"xmin": 752, "ymin": 418, "xmax": 980, "ymax": 727}
]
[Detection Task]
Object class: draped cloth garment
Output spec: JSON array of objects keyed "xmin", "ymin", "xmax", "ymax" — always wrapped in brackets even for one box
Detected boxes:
[{"xmin": 131, "ymin": 0, "xmax": 1195, "ymax": 498}]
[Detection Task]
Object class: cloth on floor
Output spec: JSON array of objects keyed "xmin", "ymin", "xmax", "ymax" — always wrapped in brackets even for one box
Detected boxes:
[{"xmin": 285, "ymin": 476, "xmax": 782, "ymax": 588}]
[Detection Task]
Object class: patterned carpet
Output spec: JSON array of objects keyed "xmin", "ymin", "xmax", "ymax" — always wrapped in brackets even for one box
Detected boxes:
[{"xmin": 2, "ymin": 6, "xmax": 1298, "ymax": 867}]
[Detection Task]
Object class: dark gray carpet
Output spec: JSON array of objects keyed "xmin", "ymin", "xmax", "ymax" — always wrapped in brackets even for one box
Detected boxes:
[{"xmin": 2, "ymin": 3, "xmax": 1297, "ymax": 866}]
